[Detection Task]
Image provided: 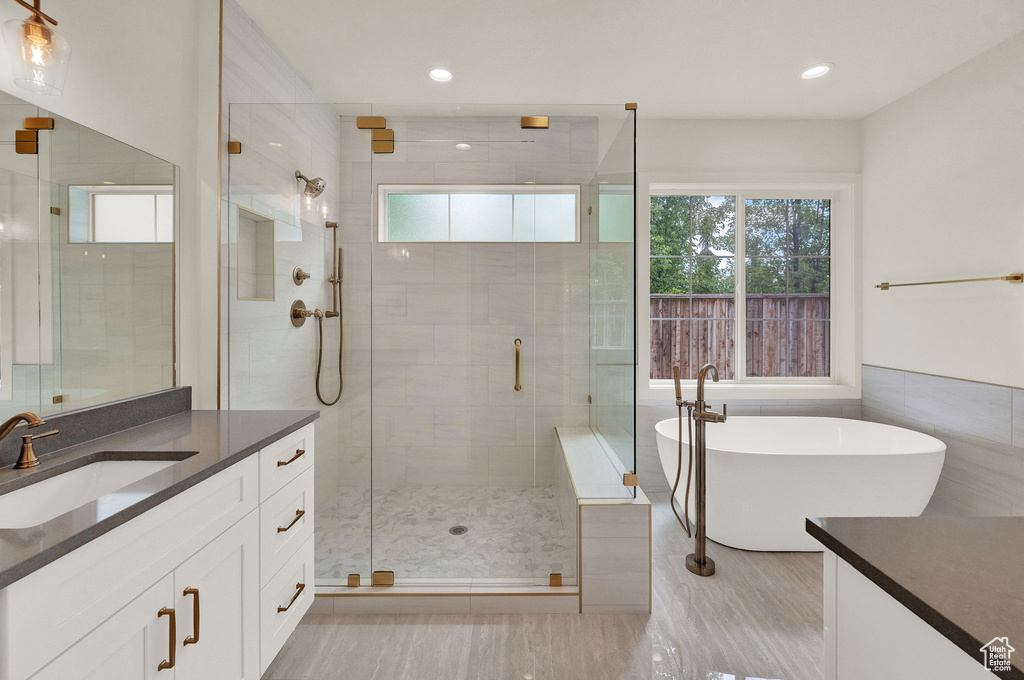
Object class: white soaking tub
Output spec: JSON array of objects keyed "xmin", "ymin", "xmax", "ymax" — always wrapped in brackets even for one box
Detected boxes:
[{"xmin": 655, "ymin": 416, "xmax": 945, "ymax": 551}]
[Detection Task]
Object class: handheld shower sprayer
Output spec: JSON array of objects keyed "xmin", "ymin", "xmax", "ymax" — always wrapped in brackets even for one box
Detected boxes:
[
  {"xmin": 671, "ymin": 366, "xmax": 694, "ymax": 538},
  {"xmin": 312, "ymin": 221, "xmax": 343, "ymax": 406}
]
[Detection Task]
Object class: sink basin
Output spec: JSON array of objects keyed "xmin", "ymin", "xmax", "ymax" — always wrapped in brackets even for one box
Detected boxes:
[{"xmin": 0, "ymin": 460, "xmax": 180, "ymax": 529}]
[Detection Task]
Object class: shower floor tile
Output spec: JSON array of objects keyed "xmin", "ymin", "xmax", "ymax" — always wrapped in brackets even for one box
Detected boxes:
[{"xmin": 315, "ymin": 485, "xmax": 576, "ymax": 584}]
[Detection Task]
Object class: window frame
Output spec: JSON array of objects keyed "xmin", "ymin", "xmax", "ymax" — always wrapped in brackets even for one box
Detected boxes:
[
  {"xmin": 68, "ymin": 184, "xmax": 174, "ymax": 244},
  {"xmin": 376, "ymin": 183, "xmax": 582, "ymax": 243},
  {"xmin": 638, "ymin": 176, "xmax": 860, "ymax": 401}
]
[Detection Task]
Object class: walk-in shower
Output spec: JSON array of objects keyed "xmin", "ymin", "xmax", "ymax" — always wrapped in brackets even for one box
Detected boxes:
[{"xmin": 226, "ymin": 103, "xmax": 637, "ymax": 589}]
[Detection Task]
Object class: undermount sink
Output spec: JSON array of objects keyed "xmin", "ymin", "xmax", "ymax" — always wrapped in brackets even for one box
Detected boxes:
[{"xmin": 0, "ymin": 459, "xmax": 181, "ymax": 529}]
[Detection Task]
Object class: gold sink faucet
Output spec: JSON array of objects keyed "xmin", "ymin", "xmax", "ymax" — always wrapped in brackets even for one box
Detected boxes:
[{"xmin": 0, "ymin": 412, "xmax": 58, "ymax": 469}]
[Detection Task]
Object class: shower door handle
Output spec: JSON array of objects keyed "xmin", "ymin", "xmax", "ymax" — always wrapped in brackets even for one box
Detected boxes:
[{"xmin": 514, "ymin": 339, "xmax": 522, "ymax": 392}]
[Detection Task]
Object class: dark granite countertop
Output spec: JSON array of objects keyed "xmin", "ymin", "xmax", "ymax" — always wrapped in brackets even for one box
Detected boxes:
[
  {"xmin": 0, "ymin": 409, "xmax": 318, "ymax": 590},
  {"xmin": 808, "ymin": 516, "xmax": 1024, "ymax": 679}
]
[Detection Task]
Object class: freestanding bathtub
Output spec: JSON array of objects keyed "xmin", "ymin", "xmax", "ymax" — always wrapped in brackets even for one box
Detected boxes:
[{"xmin": 655, "ymin": 416, "xmax": 945, "ymax": 551}]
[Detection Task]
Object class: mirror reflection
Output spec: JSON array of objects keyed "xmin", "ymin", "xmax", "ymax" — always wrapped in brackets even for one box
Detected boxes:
[{"xmin": 0, "ymin": 90, "xmax": 176, "ymax": 420}]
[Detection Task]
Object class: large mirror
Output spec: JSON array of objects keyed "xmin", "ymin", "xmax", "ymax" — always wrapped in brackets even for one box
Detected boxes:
[{"xmin": 0, "ymin": 90, "xmax": 176, "ymax": 420}]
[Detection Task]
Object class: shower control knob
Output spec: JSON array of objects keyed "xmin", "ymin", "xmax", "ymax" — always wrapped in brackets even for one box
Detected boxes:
[{"xmin": 293, "ymin": 267, "xmax": 311, "ymax": 285}]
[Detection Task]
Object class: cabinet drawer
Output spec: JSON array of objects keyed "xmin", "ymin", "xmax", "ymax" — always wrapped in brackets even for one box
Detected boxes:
[
  {"xmin": 0, "ymin": 456, "xmax": 258, "ymax": 680},
  {"xmin": 260, "ymin": 535, "xmax": 314, "ymax": 676},
  {"xmin": 259, "ymin": 424, "xmax": 314, "ymax": 502},
  {"xmin": 260, "ymin": 469, "xmax": 314, "ymax": 588}
]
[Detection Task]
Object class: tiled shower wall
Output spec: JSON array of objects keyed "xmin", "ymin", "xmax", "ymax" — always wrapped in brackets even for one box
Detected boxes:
[
  {"xmin": 221, "ymin": 0, "xmax": 353, "ymax": 532},
  {"xmin": 861, "ymin": 365, "xmax": 1024, "ymax": 516},
  {"xmin": 352, "ymin": 116, "xmax": 598, "ymax": 489}
]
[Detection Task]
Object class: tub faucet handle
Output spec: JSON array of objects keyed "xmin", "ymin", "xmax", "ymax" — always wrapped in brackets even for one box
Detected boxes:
[{"xmin": 695, "ymin": 404, "xmax": 726, "ymax": 424}]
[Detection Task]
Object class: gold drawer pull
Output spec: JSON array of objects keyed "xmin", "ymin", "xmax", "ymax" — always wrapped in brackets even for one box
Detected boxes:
[
  {"xmin": 277, "ymin": 448, "xmax": 306, "ymax": 467},
  {"xmin": 183, "ymin": 588, "xmax": 199, "ymax": 646},
  {"xmin": 277, "ymin": 509, "xmax": 305, "ymax": 533},
  {"xmin": 157, "ymin": 607, "xmax": 176, "ymax": 670},
  {"xmin": 277, "ymin": 582, "xmax": 305, "ymax": 612}
]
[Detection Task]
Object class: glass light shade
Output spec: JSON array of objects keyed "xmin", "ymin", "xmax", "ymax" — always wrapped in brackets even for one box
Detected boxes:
[{"xmin": 3, "ymin": 18, "xmax": 71, "ymax": 95}]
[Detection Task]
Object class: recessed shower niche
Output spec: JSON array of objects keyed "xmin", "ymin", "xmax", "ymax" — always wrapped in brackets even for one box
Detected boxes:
[{"xmin": 236, "ymin": 206, "xmax": 275, "ymax": 301}]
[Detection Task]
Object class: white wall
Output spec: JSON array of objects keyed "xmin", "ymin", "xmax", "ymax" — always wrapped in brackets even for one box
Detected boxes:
[
  {"xmin": 639, "ymin": 119, "xmax": 862, "ymax": 174},
  {"xmin": 862, "ymin": 32, "xmax": 1024, "ymax": 388},
  {"xmin": 0, "ymin": 0, "xmax": 221, "ymax": 408}
]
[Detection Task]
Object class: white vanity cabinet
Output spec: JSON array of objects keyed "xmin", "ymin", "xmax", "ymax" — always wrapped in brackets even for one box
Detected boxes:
[
  {"xmin": 27, "ymin": 574, "xmax": 178, "ymax": 680},
  {"xmin": 0, "ymin": 422, "xmax": 316, "ymax": 680}
]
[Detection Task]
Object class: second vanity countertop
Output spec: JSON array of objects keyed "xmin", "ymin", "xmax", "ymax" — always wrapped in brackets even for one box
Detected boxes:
[
  {"xmin": 0, "ymin": 409, "xmax": 319, "ymax": 591},
  {"xmin": 808, "ymin": 515, "xmax": 1024, "ymax": 679}
]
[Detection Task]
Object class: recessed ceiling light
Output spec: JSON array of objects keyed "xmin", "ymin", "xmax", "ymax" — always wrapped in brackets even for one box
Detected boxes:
[
  {"xmin": 455, "ymin": 143, "xmax": 471, "ymax": 150},
  {"xmin": 102, "ymin": 181, "xmax": 114, "ymax": 184},
  {"xmin": 801, "ymin": 63, "xmax": 833, "ymax": 79},
  {"xmin": 429, "ymin": 67, "xmax": 453, "ymax": 82}
]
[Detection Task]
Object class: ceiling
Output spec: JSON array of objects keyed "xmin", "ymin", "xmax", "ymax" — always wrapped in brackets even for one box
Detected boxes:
[{"xmin": 235, "ymin": 0, "xmax": 1024, "ymax": 119}]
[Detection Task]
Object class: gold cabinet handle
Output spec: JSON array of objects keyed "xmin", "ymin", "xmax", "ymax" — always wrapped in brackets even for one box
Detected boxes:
[
  {"xmin": 158, "ymin": 607, "xmax": 176, "ymax": 671},
  {"xmin": 277, "ymin": 448, "xmax": 306, "ymax": 467},
  {"xmin": 277, "ymin": 509, "xmax": 305, "ymax": 533},
  {"xmin": 277, "ymin": 582, "xmax": 305, "ymax": 613},
  {"xmin": 514, "ymin": 339, "xmax": 522, "ymax": 392},
  {"xmin": 183, "ymin": 588, "xmax": 199, "ymax": 646}
]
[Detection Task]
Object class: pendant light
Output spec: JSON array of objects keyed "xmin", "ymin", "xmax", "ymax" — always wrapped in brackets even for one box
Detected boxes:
[{"xmin": 3, "ymin": 0, "xmax": 70, "ymax": 95}]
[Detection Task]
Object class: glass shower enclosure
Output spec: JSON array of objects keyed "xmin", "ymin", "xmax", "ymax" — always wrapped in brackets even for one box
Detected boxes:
[{"xmin": 226, "ymin": 102, "xmax": 635, "ymax": 588}]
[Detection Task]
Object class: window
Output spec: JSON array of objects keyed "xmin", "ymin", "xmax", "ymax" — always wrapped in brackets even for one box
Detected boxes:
[
  {"xmin": 68, "ymin": 185, "xmax": 173, "ymax": 243},
  {"xmin": 378, "ymin": 184, "xmax": 580, "ymax": 242},
  {"xmin": 647, "ymin": 185, "xmax": 845, "ymax": 393}
]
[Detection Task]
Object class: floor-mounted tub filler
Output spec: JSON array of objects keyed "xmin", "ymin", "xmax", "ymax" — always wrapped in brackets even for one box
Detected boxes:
[{"xmin": 656, "ymin": 415, "xmax": 946, "ymax": 551}]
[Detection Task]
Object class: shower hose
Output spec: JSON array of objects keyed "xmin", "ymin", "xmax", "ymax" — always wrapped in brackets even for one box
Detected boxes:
[
  {"xmin": 314, "ymin": 310, "xmax": 343, "ymax": 406},
  {"xmin": 670, "ymin": 401, "xmax": 694, "ymax": 538}
]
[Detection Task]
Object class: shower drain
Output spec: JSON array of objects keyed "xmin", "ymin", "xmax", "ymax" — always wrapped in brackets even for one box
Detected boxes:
[{"xmin": 449, "ymin": 525, "xmax": 469, "ymax": 536}]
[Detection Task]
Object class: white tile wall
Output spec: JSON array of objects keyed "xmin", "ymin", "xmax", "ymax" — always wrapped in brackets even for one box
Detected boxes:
[
  {"xmin": 861, "ymin": 365, "xmax": 1024, "ymax": 516},
  {"xmin": 580, "ymin": 501, "xmax": 650, "ymax": 613},
  {"xmin": 363, "ymin": 115, "xmax": 600, "ymax": 488},
  {"xmin": 222, "ymin": 0, "xmax": 368, "ymax": 574}
]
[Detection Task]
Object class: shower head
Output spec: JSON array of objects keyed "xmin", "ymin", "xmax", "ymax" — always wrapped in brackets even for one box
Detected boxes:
[{"xmin": 295, "ymin": 170, "xmax": 326, "ymax": 199}]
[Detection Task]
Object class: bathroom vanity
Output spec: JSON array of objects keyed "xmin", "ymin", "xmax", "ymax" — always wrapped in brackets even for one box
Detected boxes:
[
  {"xmin": 0, "ymin": 405, "xmax": 318, "ymax": 680},
  {"xmin": 808, "ymin": 516, "xmax": 1024, "ymax": 680}
]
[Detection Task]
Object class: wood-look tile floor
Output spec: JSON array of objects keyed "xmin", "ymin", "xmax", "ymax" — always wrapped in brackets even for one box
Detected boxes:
[{"xmin": 264, "ymin": 492, "xmax": 824, "ymax": 680}]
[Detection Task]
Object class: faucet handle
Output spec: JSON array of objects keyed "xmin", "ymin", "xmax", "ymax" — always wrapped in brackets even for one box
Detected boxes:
[
  {"xmin": 14, "ymin": 429, "xmax": 57, "ymax": 469},
  {"xmin": 721, "ymin": 403, "xmax": 727, "ymax": 421},
  {"xmin": 23, "ymin": 429, "xmax": 58, "ymax": 441}
]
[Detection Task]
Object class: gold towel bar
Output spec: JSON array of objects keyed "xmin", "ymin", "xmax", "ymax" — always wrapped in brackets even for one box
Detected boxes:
[{"xmin": 875, "ymin": 273, "xmax": 1022, "ymax": 290}]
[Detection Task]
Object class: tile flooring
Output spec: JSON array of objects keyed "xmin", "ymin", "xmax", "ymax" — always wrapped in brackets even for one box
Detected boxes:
[
  {"xmin": 272, "ymin": 491, "xmax": 823, "ymax": 679},
  {"xmin": 315, "ymin": 486, "xmax": 577, "ymax": 583}
]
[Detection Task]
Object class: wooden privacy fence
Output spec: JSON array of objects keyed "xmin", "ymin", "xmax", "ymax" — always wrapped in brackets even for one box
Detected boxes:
[{"xmin": 650, "ymin": 294, "xmax": 830, "ymax": 379}]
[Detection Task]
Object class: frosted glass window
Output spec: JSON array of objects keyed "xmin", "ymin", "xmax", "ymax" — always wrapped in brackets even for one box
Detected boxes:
[
  {"xmin": 387, "ymin": 193, "xmax": 448, "ymax": 241},
  {"xmin": 156, "ymin": 194, "xmax": 174, "ymax": 242},
  {"xmin": 514, "ymin": 194, "xmax": 576, "ymax": 242},
  {"xmin": 599, "ymin": 188, "xmax": 633, "ymax": 242},
  {"xmin": 93, "ymin": 194, "xmax": 156, "ymax": 242},
  {"xmin": 69, "ymin": 185, "xmax": 174, "ymax": 243},
  {"xmin": 379, "ymin": 184, "xmax": 579, "ymax": 243},
  {"xmin": 451, "ymin": 194, "xmax": 513, "ymax": 241}
]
